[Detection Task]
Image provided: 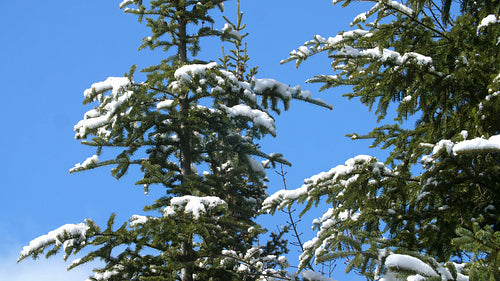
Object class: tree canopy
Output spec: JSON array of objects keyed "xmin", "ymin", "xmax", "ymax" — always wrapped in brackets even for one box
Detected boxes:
[
  {"xmin": 17, "ymin": 1, "xmax": 330, "ymax": 280},
  {"xmin": 265, "ymin": 0, "xmax": 500, "ymax": 280},
  {"xmin": 18, "ymin": 0, "xmax": 500, "ymax": 280}
]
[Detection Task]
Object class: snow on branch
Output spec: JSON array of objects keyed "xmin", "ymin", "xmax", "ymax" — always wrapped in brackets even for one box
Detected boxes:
[
  {"xmin": 384, "ymin": 254, "xmax": 439, "ymax": 278},
  {"xmin": 69, "ymin": 155, "xmax": 99, "ymax": 173},
  {"xmin": 163, "ymin": 195, "xmax": 227, "ymax": 219},
  {"xmin": 262, "ymin": 155, "xmax": 393, "ymax": 271},
  {"xmin": 286, "ymin": 33, "xmax": 437, "ymax": 81},
  {"xmin": 262, "ymin": 155, "xmax": 391, "ymax": 214},
  {"xmin": 380, "ymin": 252, "xmax": 469, "ymax": 281},
  {"xmin": 168, "ymin": 62, "xmax": 332, "ymax": 110},
  {"xmin": 83, "ymin": 77, "xmax": 131, "ymax": 100},
  {"xmin": 174, "ymin": 62, "xmax": 219, "ymax": 83},
  {"xmin": 378, "ymin": 0, "xmax": 414, "ymax": 16},
  {"xmin": 119, "ymin": 0, "xmax": 135, "ymax": 9},
  {"xmin": 74, "ymin": 77, "xmax": 133, "ymax": 139},
  {"xmin": 221, "ymin": 23, "xmax": 242, "ymax": 41},
  {"xmin": 477, "ymin": 14, "xmax": 499, "ymax": 34},
  {"xmin": 129, "ymin": 214, "xmax": 150, "ymax": 228},
  {"xmin": 89, "ymin": 264, "xmax": 124, "ymax": 281},
  {"xmin": 18, "ymin": 222, "xmax": 90, "ymax": 262},
  {"xmin": 421, "ymin": 134, "xmax": 500, "ymax": 164},
  {"xmin": 301, "ymin": 270, "xmax": 338, "ymax": 281},
  {"xmin": 220, "ymin": 104, "xmax": 276, "ymax": 135},
  {"xmin": 282, "ymin": 30, "xmax": 373, "ymax": 66},
  {"xmin": 337, "ymin": 46, "xmax": 433, "ymax": 68},
  {"xmin": 453, "ymin": 135, "xmax": 500, "ymax": 154},
  {"xmin": 219, "ymin": 246, "xmax": 290, "ymax": 280},
  {"xmin": 334, "ymin": 0, "xmax": 413, "ymax": 16}
]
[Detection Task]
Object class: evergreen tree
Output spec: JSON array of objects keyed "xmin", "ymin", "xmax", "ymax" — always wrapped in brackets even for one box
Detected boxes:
[
  {"xmin": 264, "ymin": 0, "xmax": 500, "ymax": 280},
  {"xmin": 17, "ymin": 1, "xmax": 331, "ymax": 280}
]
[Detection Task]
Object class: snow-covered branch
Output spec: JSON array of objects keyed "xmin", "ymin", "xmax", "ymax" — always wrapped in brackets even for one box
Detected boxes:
[
  {"xmin": 262, "ymin": 155, "xmax": 391, "ymax": 214},
  {"xmin": 421, "ymin": 134, "xmax": 500, "ymax": 165},
  {"xmin": 18, "ymin": 221, "xmax": 93, "ymax": 262},
  {"xmin": 163, "ymin": 195, "xmax": 227, "ymax": 220}
]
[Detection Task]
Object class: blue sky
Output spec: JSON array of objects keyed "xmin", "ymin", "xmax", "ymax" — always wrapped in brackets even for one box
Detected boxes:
[{"xmin": 1, "ymin": 1, "xmax": 384, "ymax": 280}]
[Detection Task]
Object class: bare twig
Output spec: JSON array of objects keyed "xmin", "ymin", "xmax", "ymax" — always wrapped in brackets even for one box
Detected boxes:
[{"xmin": 275, "ymin": 164, "xmax": 314, "ymax": 271}]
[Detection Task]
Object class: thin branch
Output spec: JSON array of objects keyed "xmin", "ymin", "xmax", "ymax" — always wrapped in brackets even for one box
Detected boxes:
[
  {"xmin": 275, "ymin": 164, "xmax": 315, "ymax": 271},
  {"xmin": 378, "ymin": 1, "xmax": 452, "ymax": 41}
]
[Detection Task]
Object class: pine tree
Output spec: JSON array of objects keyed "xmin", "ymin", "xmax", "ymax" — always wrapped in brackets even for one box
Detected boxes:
[
  {"xmin": 17, "ymin": 1, "xmax": 331, "ymax": 280},
  {"xmin": 264, "ymin": 0, "xmax": 500, "ymax": 280}
]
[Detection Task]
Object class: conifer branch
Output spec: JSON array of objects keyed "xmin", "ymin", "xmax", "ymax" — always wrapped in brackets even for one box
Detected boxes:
[{"xmin": 375, "ymin": 0, "xmax": 452, "ymax": 41}]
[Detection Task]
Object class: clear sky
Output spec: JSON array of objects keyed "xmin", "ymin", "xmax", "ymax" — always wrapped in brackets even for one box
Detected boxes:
[{"xmin": 1, "ymin": 1, "xmax": 384, "ymax": 280}]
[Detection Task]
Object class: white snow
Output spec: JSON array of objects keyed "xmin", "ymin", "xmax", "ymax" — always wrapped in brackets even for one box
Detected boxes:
[
  {"xmin": 424, "ymin": 134, "xmax": 500, "ymax": 161},
  {"xmin": 407, "ymin": 275, "xmax": 426, "ymax": 281},
  {"xmin": 163, "ymin": 195, "xmax": 227, "ymax": 219},
  {"xmin": 83, "ymin": 77, "xmax": 131, "ymax": 99},
  {"xmin": 311, "ymin": 29, "xmax": 372, "ymax": 52},
  {"xmin": 262, "ymin": 185, "xmax": 308, "ymax": 212},
  {"xmin": 307, "ymin": 155, "xmax": 387, "ymax": 186},
  {"xmin": 119, "ymin": 0, "xmax": 133, "ymax": 9},
  {"xmin": 339, "ymin": 46, "xmax": 433, "ymax": 67},
  {"xmin": 246, "ymin": 155, "xmax": 266, "ymax": 175},
  {"xmin": 69, "ymin": 155, "xmax": 99, "ymax": 173},
  {"xmin": 87, "ymin": 265, "xmax": 123, "ymax": 281},
  {"xmin": 460, "ymin": 130, "xmax": 468, "ymax": 140},
  {"xmin": 302, "ymin": 270, "xmax": 338, "ymax": 281},
  {"xmin": 478, "ymin": 14, "xmax": 498, "ymax": 33},
  {"xmin": 19, "ymin": 223, "xmax": 89, "ymax": 260},
  {"xmin": 293, "ymin": 30, "xmax": 433, "ymax": 73},
  {"xmin": 385, "ymin": 254, "xmax": 438, "ymax": 277},
  {"xmin": 351, "ymin": 12, "xmax": 368, "ymax": 25},
  {"xmin": 253, "ymin": 78, "xmax": 293, "ymax": 100},
  {"xmin": 402, "ymin": 95, "xmax": 412, "ymax": 103},
  {"xmin": 434, "ymin": 139, "xmax": 454, "ymax": 155},
  {"xmin": 289, "ymin": 46, "xmax": 311, "ymax": 58},
  {"xmin": 157, "ymin": 99, "xmax": 174, "ymax": 110},
  {"xmin": 174, "ymin": 62, "xmax": 218, "ymax": 83},
  {"xmin": 220, "ymin": 104, "xmax": 276, "ymax": 134},
  {"xmin": 129, "ymin": 215, "xmax": 148, "ymax": 227},
  {"xmin": 263, "ymin": 154, "xmax": 390, "ymax": 212},
  {"xmin": 75, "ymin": 77, "xmax": 133, "ymax": 139},
  {"xmin": 453, "ymin": 135, "xmax": 500, "ymax": 154},
  {"xmin": 67, "ymin": 258, "xmax": 83, "ymax": 270},
  {"xmin": 168, "ymin": 62, "xmax": 330, "ymax": 111},
  {"xmin": 221, "ymin": 23, "xmax": 242, "ymax": 40},
  {"xmin": 382, "ymin": 0, "xmax": 414, "ymax": 15}
]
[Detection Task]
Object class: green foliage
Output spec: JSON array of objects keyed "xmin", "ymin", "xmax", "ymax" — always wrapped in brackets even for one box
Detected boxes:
[
  {"xmin": 453, "ymin": 224, "xmax": 500, "ymax": 280},
  {"xmin": 268, "ymin": 0, "xmax": 500, "ymax": 279},
  {"xmin": 19, "ymin": 1, "xmax": 330, "ymax": 280}
]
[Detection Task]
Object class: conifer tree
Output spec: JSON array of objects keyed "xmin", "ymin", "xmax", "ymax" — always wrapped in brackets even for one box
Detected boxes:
[
  {"xmin": 264, "ymin": 0, "xmax": 500, "ymax": 280},
  {"xmin": 17, "ymin": 1, "xmax": 331, "ymax": 280}
]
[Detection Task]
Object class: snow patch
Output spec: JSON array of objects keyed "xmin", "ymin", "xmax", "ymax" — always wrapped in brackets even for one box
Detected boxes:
[
  {"xmin": 19, "ymin": 223, "xmax": 89, "ymax": 260},
  {"xmin": 129, "ymin": 215, "xmax": 148, "ymax": 227},
  {"xmin": 478, "ymin": 14, "xmax": 498, "ymax": 33},
  {"xmin": 163, "ymin": 195, "xmax": 227, "ymax": 219},
  {"xmin": 302, "ymin": 270, "xmax": 338, "ymax": 281},
  {"xmin": 221, "ymin": 104, "xmax": 276, "ymax": 134},
  {"xmin": 174, "ymin": 62, "xmax": 218, "ymax": 83},
  {"xmin": 221, "ymin": 23, "xmax": 241, "ymax": 40},
  {"xmin": 70, "ymin": 155, "xmax": 99, "ymax": 173},
  {"xmin": 157, "ymin": 99, "xmax": 174, "ymax": 110},
  {"xmin": 453, "ymin": 135, "xmax": 500, "ymax": 154},
  {"xmin": 83, "ymin": 77, "xmax": 131, "ymax": 99},
  {"xmin": 385, "ymin": 254, "xmax": 438, "ymax": 277}
]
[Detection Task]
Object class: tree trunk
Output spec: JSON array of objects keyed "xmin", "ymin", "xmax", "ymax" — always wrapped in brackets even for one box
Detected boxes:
[
  {"xmin": 177, "ymin": 5, "xmax": 192, "ymax": 182},
  {"xmin": 177, "ymin": 6, "xmax": 193, "ymax": 281}
]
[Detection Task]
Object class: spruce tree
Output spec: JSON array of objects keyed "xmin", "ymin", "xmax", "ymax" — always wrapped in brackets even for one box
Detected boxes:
[
  {"xmin": 264, "ymin": 0, "xmax": 500, "ymax": 280},
  {"xmin": 17, "ymin": 1, "xmax": 331, "ymax": 280}
]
